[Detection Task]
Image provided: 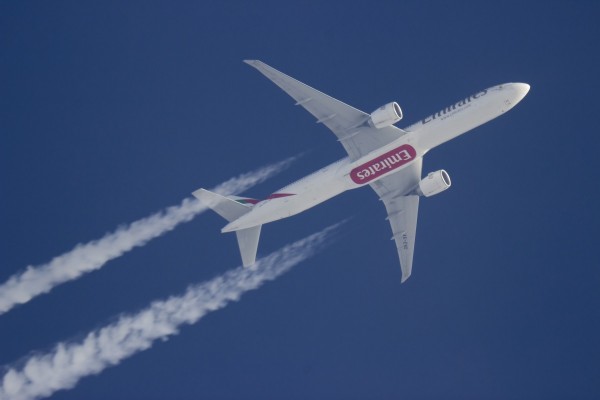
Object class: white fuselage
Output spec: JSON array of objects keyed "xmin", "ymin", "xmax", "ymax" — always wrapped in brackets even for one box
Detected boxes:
[{"xmin": 222, "ymin": 83, "xmax": 529, "ymax": 232}]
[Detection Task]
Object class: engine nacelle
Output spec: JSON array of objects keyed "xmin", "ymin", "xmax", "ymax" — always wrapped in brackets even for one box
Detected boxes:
[
  {"xmin": 417, "ymin": 170, "xmax": 451, "ymax": 197},
  {"xmin": 369, "ymin": 102, "xmax": 403, "ymax": 129}
]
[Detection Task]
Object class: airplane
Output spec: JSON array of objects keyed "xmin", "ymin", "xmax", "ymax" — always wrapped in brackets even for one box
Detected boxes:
[{"xmin": 193, "ymin": 60, "xmax": 530, "ymax": 282}]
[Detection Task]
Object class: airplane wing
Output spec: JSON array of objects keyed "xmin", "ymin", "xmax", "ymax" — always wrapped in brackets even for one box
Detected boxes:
[
  {"xmin": 244, "ymin": 60, "xmax": 406, "ymax": 161},
  {"xmin": 370, "ymin": 159, "xmax": 422, "ymax": 282}
]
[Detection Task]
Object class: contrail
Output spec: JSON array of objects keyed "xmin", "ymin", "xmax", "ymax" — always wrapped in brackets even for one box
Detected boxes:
[
  {"xmin": 0, "ymin": 224, "xmax": 338, "ymax": 400},
  {"xmin": 0, "ymin": 157, "xmax": 295, "ymax": 315}
]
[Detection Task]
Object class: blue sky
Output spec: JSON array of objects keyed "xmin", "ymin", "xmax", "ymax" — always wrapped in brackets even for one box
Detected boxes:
[{"xmin": 1, "ymin": 1, "xmax": 599, "ymax": 399}]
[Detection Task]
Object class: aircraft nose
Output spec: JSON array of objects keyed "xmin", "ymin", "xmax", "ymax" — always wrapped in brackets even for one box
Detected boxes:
[{"xmin": 511, "ymin": 82, "xmax": 530, "ymax": 101}]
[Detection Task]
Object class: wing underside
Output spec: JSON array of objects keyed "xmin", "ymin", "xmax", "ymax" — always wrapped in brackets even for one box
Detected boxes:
[
  {"xmin": 244, "ymin": 60, "xmax": 406, "ymax": 160},
  {"xmin": 370, "ymin": 159, "xmax": 422, "ymax": 282}
]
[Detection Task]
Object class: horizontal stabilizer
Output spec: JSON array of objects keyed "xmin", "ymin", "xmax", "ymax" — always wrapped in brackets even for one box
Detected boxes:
[
  {"xmin": 236, "ymin": 225, "xmax": 262, "ymax": 267},
  {"xmin": 192, "ymin": 188, "xmax": 252, "ymax": 222},
  {"xmin": 192, "ymin": 188, "xmax": 262, "ymax": 267}
]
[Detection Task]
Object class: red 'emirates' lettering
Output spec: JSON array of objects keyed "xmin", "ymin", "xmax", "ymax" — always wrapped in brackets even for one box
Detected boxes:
[{"xmin": 350, "ymin": 145, "xmax": 416, "ymax": 184}]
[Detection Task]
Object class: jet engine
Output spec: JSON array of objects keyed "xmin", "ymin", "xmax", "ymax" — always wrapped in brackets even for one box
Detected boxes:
[
  {"xmin": 417, "ymin": 170, "xmax": 451, "ymax": 197},
  {"xmin": 369, "ymin": 102, "xmax": 403, "ymax": 129}
]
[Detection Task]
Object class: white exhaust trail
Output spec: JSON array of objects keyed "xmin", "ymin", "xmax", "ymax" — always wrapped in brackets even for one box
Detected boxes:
[
  {"xmin": 0, "ymin": 158, "xmax": 295, "ymax": 315},
  {"xmin": 0, "ymin": 224, "xmax": 338, "ymax": 400}
]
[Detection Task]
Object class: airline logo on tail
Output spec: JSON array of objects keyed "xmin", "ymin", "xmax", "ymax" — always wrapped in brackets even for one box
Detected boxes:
[{"xmin": 350, "ymin": 144, "xmax": 416, "ymax": 184}]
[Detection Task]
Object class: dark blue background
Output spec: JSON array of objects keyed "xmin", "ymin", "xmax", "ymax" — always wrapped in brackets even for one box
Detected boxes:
[{"xmin": 1, "ymin": 1, "xmax": 599, "ymax": 399}]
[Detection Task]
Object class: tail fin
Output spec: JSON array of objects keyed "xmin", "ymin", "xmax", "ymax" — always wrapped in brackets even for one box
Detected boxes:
[{"xmin": 192, "ymin": 188, "xmax": 262, "ymax": 267}]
